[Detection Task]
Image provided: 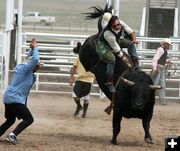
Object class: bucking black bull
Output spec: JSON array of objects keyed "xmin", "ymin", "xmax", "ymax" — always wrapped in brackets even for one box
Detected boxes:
[{"xmin": 78, "ymin": 34, "xmax": 161, "ymax": 145}]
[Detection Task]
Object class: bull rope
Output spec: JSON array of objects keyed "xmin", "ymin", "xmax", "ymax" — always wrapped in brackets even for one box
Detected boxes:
[
  {"xmin": 165, "ymin": 62, "xmax": 177, "ymax": 80},
  {"xmin": 115, "ymin": 68, "xmax": 131, "ymax": 88},
  {"xmin": 104, "ymin": 68, "xmax": 130, "ymax": 115},
  {"xmin": 113, "ymin": 69, "xmax": 130, "ymax": 105},
  {"xmin": 91, "ymin": 58, "xmax": 102, "ymax": 72}
]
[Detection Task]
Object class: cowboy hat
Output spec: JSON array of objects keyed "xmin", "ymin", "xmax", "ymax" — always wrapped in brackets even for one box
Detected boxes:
[
  {"xmin": 101, "ymin": 12, "xmax": 112, "ymax": 28},
  {"xmin": 161, "ymin": 38, "xmax": 171, "ymax": 45}
]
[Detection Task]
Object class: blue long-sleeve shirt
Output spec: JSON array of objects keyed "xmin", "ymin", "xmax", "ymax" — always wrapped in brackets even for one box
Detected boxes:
[{"xmin": 3, "ymin": 47, "xmax": 39, "ymax": 104}]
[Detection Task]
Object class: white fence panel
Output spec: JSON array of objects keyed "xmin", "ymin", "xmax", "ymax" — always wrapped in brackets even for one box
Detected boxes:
[{"xmin": 0, "ymin": 32, "xmax": 180, "ymax": 101}]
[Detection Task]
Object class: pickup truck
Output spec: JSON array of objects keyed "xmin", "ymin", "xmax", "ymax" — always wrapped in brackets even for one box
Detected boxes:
[{"xmin": 22, "ymin": 12, "xmax": 55, "ymax": 26}]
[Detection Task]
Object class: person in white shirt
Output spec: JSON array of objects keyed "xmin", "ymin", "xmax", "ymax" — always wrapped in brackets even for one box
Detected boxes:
[
  {"xmin": 100, "ymin": 13, "xmax": 140, "ymax": 70},
  {"xmin": 97, "ymin": 15, "xmax": 139, "ymax": 92}
]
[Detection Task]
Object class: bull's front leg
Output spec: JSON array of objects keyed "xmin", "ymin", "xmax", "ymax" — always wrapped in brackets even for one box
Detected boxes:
[
  {"xmin": 111, "ymin": 108, "xmax": 122, "ymax": 145},
  {"xmin": 142, "ymin": 113, "xmax": 153, "ymax": 144}
]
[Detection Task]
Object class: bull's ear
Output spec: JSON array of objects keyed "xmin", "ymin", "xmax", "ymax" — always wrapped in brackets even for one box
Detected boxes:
[
  {"xmin": 149, "ymin": 85, "xmax": 162, "ymax": 90},
  {"xmin": 122, "ymin": 78, "xmax": 135, "ymax": 86}
]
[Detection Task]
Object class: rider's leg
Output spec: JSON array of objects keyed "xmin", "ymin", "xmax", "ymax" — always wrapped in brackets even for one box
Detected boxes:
[
  {"xmin": 127, "ymin": 43, "xmax": 141, "ymax": 70},
  {"xmin": 106, "ymin": 63, "xmax": 114, "ymax": 84},
  {"xmin": 105, "ymin": 63, "xmax": 116, "ymax": 93},
  {"xmin": 127, "ymin": 42, "xmax": 137, "ymax": 57}
]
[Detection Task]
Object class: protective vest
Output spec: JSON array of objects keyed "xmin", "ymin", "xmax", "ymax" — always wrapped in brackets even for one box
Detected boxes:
[
  {"xmin": 95, "ymin": 26, "xmax": 129, "ymax": 63},
  {"xmin": 95, "ymin": 28, "xmax": 118, "ymax": 63},
  {"xmin": 158, "ymin": 48, "xmax": 167, "ymax": 65}
]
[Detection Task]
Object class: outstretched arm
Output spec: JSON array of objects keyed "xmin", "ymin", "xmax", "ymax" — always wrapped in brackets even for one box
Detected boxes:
[
  {"xmin": 119, "ymin": 20, "xmax": 138, "ymax": 44},
  {"xmin": 22, "ymin": 39, "xmax": 39, "ymax": 73},
  {"xmin": 129, "ymin": 32, "xmax": 138, "ymax": 44}
]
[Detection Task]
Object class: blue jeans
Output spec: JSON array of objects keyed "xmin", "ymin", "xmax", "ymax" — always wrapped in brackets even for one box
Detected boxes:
[
  {"xmin": 127, "ymin": 42, "xmax": 138, "ymax": 58},
  {"xmin": 106, "ymin": 63, "xmax": 115, "ymax": 81},
  {"xmin": 119, "ymin": 39, "xmax": 138, "ymax": 58},
  {"xmin": 154, "ymin": 66, "xmax": 166, "ymax": 103}
]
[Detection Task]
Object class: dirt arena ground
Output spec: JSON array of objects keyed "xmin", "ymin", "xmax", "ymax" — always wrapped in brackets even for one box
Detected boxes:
[{"xmin": 0, "ymin": 93, "xmax": 179, "ymax": 151}]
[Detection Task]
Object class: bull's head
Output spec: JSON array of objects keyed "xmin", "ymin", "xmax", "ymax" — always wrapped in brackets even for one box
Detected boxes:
[
  {"xmin": 122, "ymin": 78, "xmax": 161, "ymax": 111},
  {"xmin": 122, "ymin": 78, "xmax": 162, "ymax": 90}
]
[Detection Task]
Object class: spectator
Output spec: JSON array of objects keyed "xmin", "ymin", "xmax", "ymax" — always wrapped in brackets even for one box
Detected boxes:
[
  {"xmin": 69, "ymin": 42, "xmax": 95, "ymax": 118},
  {"xmin": 0, "ymin": 38, "xmax": 41, "ymax": 144},
  {"xmin": 151, "ymin": 38, "xmax": 172, "ymax": 105}
]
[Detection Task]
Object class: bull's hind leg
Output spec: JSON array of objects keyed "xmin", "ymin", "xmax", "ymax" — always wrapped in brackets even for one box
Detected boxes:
[
  {"xmin": 111, "ymin": 109, "xmax": 122, "ymax": 145},
  {"xmin": 142, "ymin": 114, "xmax": 153, "ymax": 144}
]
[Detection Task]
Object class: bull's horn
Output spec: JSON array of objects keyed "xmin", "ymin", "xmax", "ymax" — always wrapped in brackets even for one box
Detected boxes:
[
  {"xmin": 122, "ymin": 78, "xmax": 135, "ymax": 86},
  {"xmin": 149, "ymin": 85, "xmax": 162, "ymax": 90}
]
